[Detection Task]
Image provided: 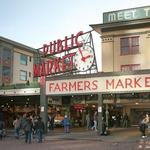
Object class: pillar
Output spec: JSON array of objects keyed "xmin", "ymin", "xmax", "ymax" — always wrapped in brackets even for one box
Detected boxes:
[
  {"xmin": 40, "ymin": 76, "xmax": 48, "ymax": 133},
  {"xmin": 106, "ymin": 104, "xmax": 109, "ymax": 127},
  {"xmin": 97, "ymin": 93, "xmax": 103, "ymax": 135}
]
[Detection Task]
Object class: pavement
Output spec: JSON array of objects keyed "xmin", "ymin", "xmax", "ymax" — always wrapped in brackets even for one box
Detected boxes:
[{"xmin": 45, "ymin": 126, "xmax": 142, "ymax": 142}]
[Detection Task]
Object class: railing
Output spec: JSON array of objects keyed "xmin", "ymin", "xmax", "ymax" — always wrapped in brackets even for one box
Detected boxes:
[{"xmin": 0, "ymin": 82, "xmax": 40, "ymax": 90}]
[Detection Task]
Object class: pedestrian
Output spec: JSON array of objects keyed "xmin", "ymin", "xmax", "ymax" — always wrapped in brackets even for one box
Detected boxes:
[
  {"xmin": 85, "ymin": 113, "xmax": 90, "ymax": 130},
  {"xmin": 61, "ymin": 115, "xmax": 70, "ymax": 133},
  {"xmin": 0, "ymin": 120, "xmax": 4, "ymax": 140},
  {"xmin": 139, "ymin": 114, "xmax": 149, "ymax": 138},
  {"xmin": 101, "ymin": 118, "xmax": 108, "ymax": 136},
  {"xmin": 13, "ymin": 116, "xmax": 21, "ymax": 139},
  {"xmin": 48, "ymin": 112, "xmax": 56, "ymax": 130},
  {"xmin": 91, "ymin": 112, "xmax": 98, "ymax": 131},
  {"xmin": 24, "ymin": 116, "xmax": 33, "ymax": 144},
  {"xmin": 123, "ymin": 113, "xmax": 129, "ymax": 128},
  {"xmin": 35, "ymin": 117, "xmax": 45, "ymax": 143},
  {"xmin": 20, "ymin": 113, "xmax": 27, "ymax": 135}
]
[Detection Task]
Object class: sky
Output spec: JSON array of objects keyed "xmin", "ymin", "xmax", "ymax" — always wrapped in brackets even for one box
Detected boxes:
[{"xmin": 0, "ymin": 0, "xmax": 150, "ymax": 71}]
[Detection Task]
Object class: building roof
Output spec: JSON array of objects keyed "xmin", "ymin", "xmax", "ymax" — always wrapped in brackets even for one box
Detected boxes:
[
  {"xmin": 0, "ymin": 36, "xmax": 37, "ymax": 53},
  {"xmin": 90, "ymin": 18, "xmax": 150, "ymax": 34}
]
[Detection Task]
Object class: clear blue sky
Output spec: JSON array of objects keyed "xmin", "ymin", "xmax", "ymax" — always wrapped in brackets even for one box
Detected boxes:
[{"xmin": 0, "ymin": 0, "xmax": 149, "ymax": 70}]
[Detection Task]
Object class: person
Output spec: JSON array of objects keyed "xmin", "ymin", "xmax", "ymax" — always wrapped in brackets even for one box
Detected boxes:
[
  {"xmin": 48, "ymin": 112, "xmax": 56, "ymax": 130},
  {"xmin": 101, "ymin": 118, "xmax": 109, "ymax": 136},
  {"xmin": 13, "ymin": 116, "xmax": 21, "ymax": 139},
  {"xmin": 61, "ymin": 115, "xmax": 70, "ymax": 133},
  {"xmin": 0, "ymin": 120, "xmax": 4, "ymax": 140},
  {"xmin": 24, "ymin": 117, "xmax": 33, "ymax": 144},
  {"xmin": 139, "ymin": 114, "xmax": 149, "ymax": 138},
  {"xmin": 91, "ymin": 112, "xmax": 98, "ymax": 131},
  {"xmin": 35, "ymin": 117, "xmax": 45, "ymax": 143},
  {"xmin": 123, "ymin": 113, "xmax": 129, "ymax": 128},
  {"xmin": 85, "ymin": 113, "xmax": 90, "ymax": 130},
  {"xmin": 20, "ymin": 113, "xmax": 27, "ymax": 135}
]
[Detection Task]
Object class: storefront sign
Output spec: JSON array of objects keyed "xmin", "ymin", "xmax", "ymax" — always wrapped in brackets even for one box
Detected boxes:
[
  {"xmin": 103, "ymin": 6, "xmax": 150, "ymax": 23},
  {"xmin": 46, "ymin": 74, "xmax": 150, "ymax": 95}
]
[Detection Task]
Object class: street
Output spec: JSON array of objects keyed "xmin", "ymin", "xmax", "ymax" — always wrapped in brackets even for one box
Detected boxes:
[
  {"xmin": 1, "ymin": 127, "xmax": 150, "ymax": 150},
  {"xmin": 0, "ymin": 138, "xmax": 136, "ymax": 150},
  {"xmin": 0, "ymin": 136, "xmax": 147, "ymax": 150}
]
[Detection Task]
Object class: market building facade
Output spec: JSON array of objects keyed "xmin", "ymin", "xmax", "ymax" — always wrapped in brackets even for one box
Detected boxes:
[{"xmin": 0, "ymin": 5, "xmax": 150, "ymax": 134}]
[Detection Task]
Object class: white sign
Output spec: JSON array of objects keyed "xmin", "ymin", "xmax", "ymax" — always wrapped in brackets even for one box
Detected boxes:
[
  {"xmin": 41, "ymin": 106, "xmax": 44, "ymax": 112},
  {"xmin": 46, "ymin": 74, "xmax": 150, "ymax": 95},
  {"xmin": 98, "ymin": 106, "xmax": 102, "ymax": 113}
]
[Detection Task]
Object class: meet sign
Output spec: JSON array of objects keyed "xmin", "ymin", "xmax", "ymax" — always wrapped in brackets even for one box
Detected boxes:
[{"xmin": 103, "ymin": 6, "xmax": 150, "ymax": 23}]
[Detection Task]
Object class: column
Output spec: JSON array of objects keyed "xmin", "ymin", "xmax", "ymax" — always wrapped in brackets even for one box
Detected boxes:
[
  {"xmin": 97, "ymin": 93, "xmax": 103, "ymax": 135},
  {"xmin": 106, "ymin": 104, "xmax": 109, "ymax": 127},
  {"xmin": 40, "ymin": 76, "xmax": 48, "ymax": 133}
]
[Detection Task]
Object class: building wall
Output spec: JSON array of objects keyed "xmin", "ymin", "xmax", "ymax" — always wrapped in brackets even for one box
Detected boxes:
[
  {"xmin": 13, "ymin": 48, "xmax": 34, "ymax": 84},
  {"xmin": 0, "ymin": 38, "xmax": 36, "ymax": 85},
  {"xmin": 101, "ymin": 27, "xmax": 150, "ymax": 72}
]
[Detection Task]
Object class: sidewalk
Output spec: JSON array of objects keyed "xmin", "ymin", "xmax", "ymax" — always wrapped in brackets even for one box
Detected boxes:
[{"xmin": 45, "ymin": 127, "xmax": 142, "ymax": 142}]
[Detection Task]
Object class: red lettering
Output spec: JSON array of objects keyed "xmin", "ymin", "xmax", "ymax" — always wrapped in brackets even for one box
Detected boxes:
[
  {"xmin": 115, "ymin": 79, "xmax": 124, "ymax": 89},
  {"xmin": 62, "ymin": 82, "xmax": 68, "ymax": 92},
  {"xmin": 106, "ymin": 79, "xmax": 114, "ymax": 89},
  {"xmin": 41, "ymin": 62, "xmax": 46, "ymax": 76},
  {"xmin": 42, "ymin": 44, "xmax": 48, "ymax": 57},
  {"xmin": 125, "ymin": 78, "xmax": 133, "ymax": 88},
  {"xmin": 134, "ymin": 77, "xmax": 142, "ymax": 88},
  {"xmin": 49, "ymin": 83, "xmax": 54, "ymax": 92},
  {"xmin": 54, "ymin": 57, "xmax": 61, "ymax": 73},
  {"xmin": 71, "ymin": 34, "xmax": 74, "ymax": 48},
  {"xmin": 62, "ymin": 56, "xmax": 67, "ymax": 73},
  {"xmin": 75, "ymin": 31, "xmax": 83, "ymax": 47},
  {"xmin": 64, "ymin": 36, "xmax": 70, "ymax": 51},
  {"xmin": 47, "ymin": 59, "xmax": 53, "ymax": 75},
  {"xmin": 145, "ymin": 77, "xmax": 150, "ymax": 87},
  {"xmin": 57, "ymin": 39, "xmax": 63, "ymax": 53},
  {"xmin": 50, "ymin": 41, "xmax": 56, "ymax": 54},
  {"xmin": 33, "ymin": 64, "xmax": 40, "ymax": 77},
  {"xmin": 68, "ymin": 53, "xmax": 75, "ymax": 71},
  {"xmin": 54, "ymin": 83, "xmax": 61, "ymax": 92},
  {"xmin": 69, "ymin": 82, "xmax": 76, "ymax": 91},
  {"xmin": 77, "ymin": 81, "xmax": 83, "ymax": 90},
  {"xmin": 84, "ymin": 81, "xmax": 91, "ymax": 90},
  {"xmin": 92, "ymin": 80, "xmax": 98, "ymax": 90}
]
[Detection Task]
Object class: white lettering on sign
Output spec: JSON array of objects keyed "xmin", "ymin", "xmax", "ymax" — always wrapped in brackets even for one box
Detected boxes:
[
  {"xmin": 104, "ymin": 6, "xmax": 150, "ymax": 23},
  {"xmin": 144, "ymin": 8, "xmax": 150, "ymax": 16},
  {"xmin": 46, "ymin": 74, "xmax": 150, "ymax": 95},
  {"xmin": 108, "ymin": 10, "xmax": 136, "ymax": 22}
]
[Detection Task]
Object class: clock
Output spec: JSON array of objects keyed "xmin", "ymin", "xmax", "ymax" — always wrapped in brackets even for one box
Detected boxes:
[{"xmin": 74, "ymin": 45, "xmax": 94, "ymax": 71}]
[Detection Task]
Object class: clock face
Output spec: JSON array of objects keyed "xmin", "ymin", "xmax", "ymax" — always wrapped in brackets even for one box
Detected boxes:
[{"xmin": 74, "ymin": 46, "xmax": 94, "ymax": 71}]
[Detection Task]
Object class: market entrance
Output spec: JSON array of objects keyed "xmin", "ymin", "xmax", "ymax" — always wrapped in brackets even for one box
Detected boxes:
[{"xmin": 43, "ymin": 70, "xmax": 150, "ymax": 134}]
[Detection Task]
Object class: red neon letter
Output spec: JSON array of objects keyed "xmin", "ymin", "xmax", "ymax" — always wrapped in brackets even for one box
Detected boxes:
[
  {"xmin": 43, "ymin": 44, "xmax": 48, "ymax": 57},
  {"xmin": 33, "ymin": 64, "xmax": 40, "ymax": 77},
  {"xmin": 75, "ymin": 31, "xmax": 83, "ymax": 47}
]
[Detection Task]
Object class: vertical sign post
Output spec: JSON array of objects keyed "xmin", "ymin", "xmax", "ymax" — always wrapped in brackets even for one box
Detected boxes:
[{"xmin": 97, "ymin": 93, "xmax": 103, "ymax": 135}]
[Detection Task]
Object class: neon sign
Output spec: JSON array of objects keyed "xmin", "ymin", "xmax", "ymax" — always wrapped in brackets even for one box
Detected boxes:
[{"xmin": 34, "ymin": 31, "xmax": 84, "ymax": 77}]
